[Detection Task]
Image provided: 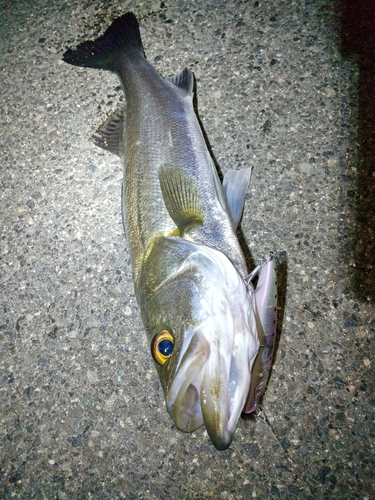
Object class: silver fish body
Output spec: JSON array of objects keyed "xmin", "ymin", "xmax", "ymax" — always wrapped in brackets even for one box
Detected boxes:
[
  {"xmin": 118, "ymin": 46, "xmax": 247, "ymax": 284},
  {"xmin": 63, "ymin": 13, "xmax": 277, "ymax": 450}
]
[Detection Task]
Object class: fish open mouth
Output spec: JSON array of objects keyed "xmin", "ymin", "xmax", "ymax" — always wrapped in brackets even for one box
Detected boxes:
[
  {"xmin": 143, "ymin": 241, "xmax": 265, "ymax": 450},
  {"xmin": 167, "ymin": 315, "xmax": 258, "ymax": 450},
  {"xmin": 167, "ymin": 331, "xmax": 209, "ymax": 434}
]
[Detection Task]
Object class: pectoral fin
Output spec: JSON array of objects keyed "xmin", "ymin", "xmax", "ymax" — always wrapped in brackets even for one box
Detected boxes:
[
  {"xmin": 223, "ymin": 168, "xmax": 252, "ymax": 227},
  {"xmin": 158, "ymin": 166, "xmax": 204, "ymax": 234}
]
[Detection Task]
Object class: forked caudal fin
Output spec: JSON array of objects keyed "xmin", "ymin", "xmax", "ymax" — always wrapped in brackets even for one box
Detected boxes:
[{"xmin": 63, "ymin": 12, "xmax": 144, "ymax": 71}]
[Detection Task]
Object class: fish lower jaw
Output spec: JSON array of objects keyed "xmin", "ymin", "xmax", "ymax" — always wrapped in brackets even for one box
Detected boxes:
[
  {"xmin": 167, "ymin": 375, "xmax": 247, "ymax": 450},
  {"xmin": 168, "ymin": 391, "xmax": 237, "ymax": 450}
]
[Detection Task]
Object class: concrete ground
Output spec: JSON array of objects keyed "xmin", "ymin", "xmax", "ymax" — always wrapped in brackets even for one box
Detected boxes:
[{"xmin": 1, "ymin": 0, "xmax": 374, "ymax": 498}]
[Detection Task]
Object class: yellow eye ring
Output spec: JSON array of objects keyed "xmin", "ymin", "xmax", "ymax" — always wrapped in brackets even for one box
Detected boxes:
[{"xmin": 151, "ymin": 329, "xmax": 175, "ymax": 365}]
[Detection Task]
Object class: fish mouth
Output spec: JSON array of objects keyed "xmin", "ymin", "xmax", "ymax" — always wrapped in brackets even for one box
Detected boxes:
[
  {"xmin": 166, "ymin": 331, "xmax": 209, "ymax": 436},
  {"xmin": 167, "ymin": 317, "xmax": 258, "ymax": 450},
  {"xmin": 199, "ymin": 334, "xmax": 256, "ymax": 450}
]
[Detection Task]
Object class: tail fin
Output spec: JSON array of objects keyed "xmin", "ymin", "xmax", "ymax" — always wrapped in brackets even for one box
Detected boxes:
[{"xmin": 63, "ymin": 12, "xmax": 144, "ymax": 71}]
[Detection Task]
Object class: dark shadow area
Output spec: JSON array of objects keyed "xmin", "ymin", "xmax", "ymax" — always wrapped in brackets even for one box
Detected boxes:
[{"xmin": 340, "ymin": 1, "xmax": 375, "ymax": 300}]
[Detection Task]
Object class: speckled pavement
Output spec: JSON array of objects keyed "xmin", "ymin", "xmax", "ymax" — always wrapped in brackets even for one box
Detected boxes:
[{"xmin": 1, "ymin": 0, "xmax": 374, "ymax": 498}]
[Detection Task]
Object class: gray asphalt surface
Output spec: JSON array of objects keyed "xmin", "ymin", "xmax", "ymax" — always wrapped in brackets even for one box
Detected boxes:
[{"xmin": 1, "ymin": 0, "xmax": 374, "ymax": 498}]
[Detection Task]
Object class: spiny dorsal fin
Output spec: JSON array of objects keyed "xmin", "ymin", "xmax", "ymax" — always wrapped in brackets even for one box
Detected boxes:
[
  {"xmin": 222, "ymin": 168, "xmax": 252, "ymax": 227},
  {"xmin": 158, "ymin": 165, "xmax": 204, "ymax": 234},
  {"xmin": 92, "ymin": 108, "xmax": 124, "ymax": 156},
  {"xmin": 166, "ymin": 67, "xmax": 194, "ymax": 96}
]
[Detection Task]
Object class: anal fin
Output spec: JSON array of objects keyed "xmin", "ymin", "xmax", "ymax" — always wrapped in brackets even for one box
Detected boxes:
[{"xmin": 166, "ymin": 67, "xmax": 194, "ymax": 96}]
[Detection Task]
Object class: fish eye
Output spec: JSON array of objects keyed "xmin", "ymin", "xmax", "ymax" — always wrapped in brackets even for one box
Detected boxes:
[{"xmin": 151, "ymin": 329, "xmax": 174, "ymax": 365}]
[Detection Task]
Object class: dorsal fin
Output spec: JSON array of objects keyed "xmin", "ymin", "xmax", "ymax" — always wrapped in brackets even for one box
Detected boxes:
[
  {"xmin": 92, "ymin": 108, "xmax": 124, "ymax": 156},
  {"xmin": 166, "ymin": 68, "xmax": 194, "ymax": 96}
]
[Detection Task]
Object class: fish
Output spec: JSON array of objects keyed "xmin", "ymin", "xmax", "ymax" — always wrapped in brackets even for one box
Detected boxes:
[{"xmin": 63, "ymin": 12, "xmax": 277, "ymax": 450}]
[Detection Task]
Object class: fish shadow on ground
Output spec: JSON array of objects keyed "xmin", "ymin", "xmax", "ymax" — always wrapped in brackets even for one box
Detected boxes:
[{"xmin": 192, "ymin": 76, "xmax": 288, "ymax": 414}]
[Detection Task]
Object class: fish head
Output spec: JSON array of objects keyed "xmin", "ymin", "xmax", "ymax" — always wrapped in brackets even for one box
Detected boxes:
[{"xmin": 138, "ymin": 237, "xmax": 259, "ymax": 450}]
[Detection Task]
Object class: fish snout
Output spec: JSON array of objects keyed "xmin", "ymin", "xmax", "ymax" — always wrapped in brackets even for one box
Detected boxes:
[
  {"xmin": 200, "ymin": 365, "xmax": 235, "ymax": 451},
  {"xmin": 167, "ymin": 335, "xmax": 243, "ymax": 450}
]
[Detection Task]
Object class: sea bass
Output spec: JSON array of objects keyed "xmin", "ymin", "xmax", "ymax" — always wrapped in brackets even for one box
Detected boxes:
[{"xmin": 63, "ymin": 12, "xmax": 277, "ymax": 450}]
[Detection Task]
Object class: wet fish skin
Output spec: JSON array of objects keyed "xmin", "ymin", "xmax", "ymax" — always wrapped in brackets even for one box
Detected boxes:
[
  {"xmin": 64, "ymin": 14, "xmax": 246, "ymax": 282},
  {"xmin": 63, "ymin": 12, "xmax": 277, "ymax": 450}
]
